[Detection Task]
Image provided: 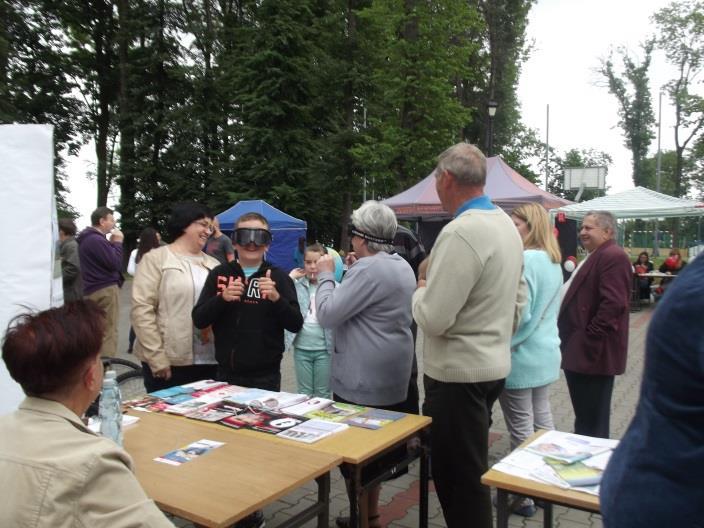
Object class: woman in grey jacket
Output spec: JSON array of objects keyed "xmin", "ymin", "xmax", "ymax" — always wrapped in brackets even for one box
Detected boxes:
[{"xmin": 316, "ymin": 200, "xmax": 416, "ymax": 528}]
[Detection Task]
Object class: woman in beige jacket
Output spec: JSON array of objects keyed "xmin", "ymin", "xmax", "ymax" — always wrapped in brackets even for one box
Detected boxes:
[
  {"xmin": 131, "ymin": 202, "xmax": 220, "ymax": 392},
  {"xmin": 0, "ymin": 300, "xmax": 175, "ymax": 528}
]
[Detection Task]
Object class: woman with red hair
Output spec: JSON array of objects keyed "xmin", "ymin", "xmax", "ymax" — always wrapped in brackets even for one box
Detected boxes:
[
  {"xmin": 0, "ymin": 300, "xmax": 174, "ymax": 527},
  {"xmin": 657, "ymin": 248, "xmax": 687, "ymax": 297}
]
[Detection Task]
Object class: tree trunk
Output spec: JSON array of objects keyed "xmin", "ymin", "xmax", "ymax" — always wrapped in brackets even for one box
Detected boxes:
[
  {"xmin": 117, "ymin": 0, "xmax": 137, "ymax": 267},
  {"xmin": 339, "ymin": 0, "xmax": 358, "ymax": 250},
  {"xmin": 151, "ymin": 0, "xmax": 166, "ymax": 182},
  {"xmin": 93, "ymin": 0, "xmax": 116, "ymax": 207}
]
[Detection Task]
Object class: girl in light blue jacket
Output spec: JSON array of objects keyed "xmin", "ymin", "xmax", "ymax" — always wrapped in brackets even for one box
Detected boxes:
[{"xmin": 285, "ymin": 244, "xmax": 334, "ymax": 397}]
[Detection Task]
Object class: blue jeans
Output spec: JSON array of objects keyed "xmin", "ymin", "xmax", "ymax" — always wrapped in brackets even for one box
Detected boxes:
[{"xmin": 294, "ymin": 348, "xmax": 330, "ymax": 398}]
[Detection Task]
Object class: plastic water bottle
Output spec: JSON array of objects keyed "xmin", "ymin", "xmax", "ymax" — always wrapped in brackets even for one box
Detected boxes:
[{"xmin": 99, "ymin": 370, "xmax": 123, "ymax": 446}]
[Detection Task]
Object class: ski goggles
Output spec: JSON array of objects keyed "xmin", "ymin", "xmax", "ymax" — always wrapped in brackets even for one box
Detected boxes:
[
  {"xmin": 233, "ymin": 228, "xmax": 272, "ymax": 247},
  {"xmin": 347, "ymin": 224, "xmax": 393, "ymax": 245}
]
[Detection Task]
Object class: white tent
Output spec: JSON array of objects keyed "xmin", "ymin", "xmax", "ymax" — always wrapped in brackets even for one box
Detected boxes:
[{"xmin": 552, "ymin": 186, "xmax": 704, "ymax": 220}]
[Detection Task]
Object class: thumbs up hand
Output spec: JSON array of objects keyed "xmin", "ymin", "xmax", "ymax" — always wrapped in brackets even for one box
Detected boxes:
[
  {"xmin": 223, "ymin": 276, "xmax": 245, "ymax": 302},
  {"xmin": 259, "ymin": 269, "xmax": 280, "ymax": 302}
]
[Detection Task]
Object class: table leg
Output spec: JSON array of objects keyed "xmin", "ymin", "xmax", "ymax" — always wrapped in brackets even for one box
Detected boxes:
[
  {"xmin": 359, "ymin": 488, "xmax": 370, "ymax": 528},
  {"xmin": 496, "ymin": 489, "xmax": 509, "ymax": 528},
  {"xmin": 347, "ymin": 463, "xmax": 360, "ymax": 528},
  {"xmin": 316, "ymin": 473, "xmax": 330, "ymax": 528},
  {"xmin": 543, "ymin": 501, "xmax": 553, "ymax": 527},
  {"xmin": 419, "ymin": 428, "xmax": 430, "ymax": 528},
  {"xmin": 630, "ymin": 275, "xmax": 641, "ymax": 312}
]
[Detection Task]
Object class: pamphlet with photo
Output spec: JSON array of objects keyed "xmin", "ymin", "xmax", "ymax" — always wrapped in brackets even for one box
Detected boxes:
[{"xmin": 154, "ymin": 439, "xmax": 224, "ymax": 466}]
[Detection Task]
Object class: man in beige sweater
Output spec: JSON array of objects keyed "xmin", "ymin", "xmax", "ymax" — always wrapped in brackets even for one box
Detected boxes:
[{"xmin": 413, "ymin": 143, "xmax": 524, "ymax": 528}]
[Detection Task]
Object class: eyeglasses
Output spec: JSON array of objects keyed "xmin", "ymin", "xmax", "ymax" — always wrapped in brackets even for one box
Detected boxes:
[
  {"xmin": 193, "ymin": 220, "xmax": 214, "ymax": 233},
  {"xmin": 233, "ymin": 228, "xmax": 272, "ymax": 247}
]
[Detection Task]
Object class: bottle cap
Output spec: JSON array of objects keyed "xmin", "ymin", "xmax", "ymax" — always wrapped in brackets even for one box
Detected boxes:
[{"xmin": 105, "ymin": 370, "xmax": 117, "ymax": 380}]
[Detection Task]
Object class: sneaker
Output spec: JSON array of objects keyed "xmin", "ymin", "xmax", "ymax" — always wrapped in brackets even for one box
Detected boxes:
[
  {"xmin": 236, "ymin": 510, "xmax": 265, "ymax": 528},
  {"xmin": 512, "ymin": 497, "xmax": 537, "ymax": 517}
]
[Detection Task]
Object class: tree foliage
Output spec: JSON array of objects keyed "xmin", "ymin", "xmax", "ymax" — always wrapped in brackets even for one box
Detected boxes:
[
  {"xmin": 51, "ymin": 0, "xmax": 121, "ymax": 207},
  {"xmin": 4, "ymin": 0, "xmax": 546, "ymax": 248},
  {"xmin": 0, "ymin": 0, "xmax": 84, "ymax": 216},
  {"xmin": 458, "ymin": 0, "xmax": 535, "ymax": 158},
  {"xmin": 600, "ymin": 41, "xmax": 656, "ymax": 188},
  {"xmin": 351, "ymin": 0, "xmax": 477, "ymax": 196},
  {"xmin": 653, "ymin": 0, "xmax": 704, "ymax": 199}
]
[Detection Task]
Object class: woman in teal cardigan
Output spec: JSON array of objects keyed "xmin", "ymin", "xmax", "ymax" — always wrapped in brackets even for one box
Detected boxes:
[{"xmin": 499, "ymin": 203, "xmax": 563, "ymax": 515}]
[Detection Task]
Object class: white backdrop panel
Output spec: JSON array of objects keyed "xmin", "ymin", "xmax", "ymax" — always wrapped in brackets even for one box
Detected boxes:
[{"xmin": 0, "ymin": 124, "xmax": 57, "ymax": 415}]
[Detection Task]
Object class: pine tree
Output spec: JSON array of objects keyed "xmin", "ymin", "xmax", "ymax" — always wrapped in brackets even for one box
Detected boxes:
[
  {"xmin": 353, "ymin": 0, "xmax": 475, "ymax": 195},
  {"xmin": 1, "ymin": 0, "xmax": 85, "ymax": 216}
]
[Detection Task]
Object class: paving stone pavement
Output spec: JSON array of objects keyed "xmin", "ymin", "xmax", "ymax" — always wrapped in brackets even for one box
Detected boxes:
[{"xmin": 116, "ymin": 281, "xmax": 653, "ymax": 528}]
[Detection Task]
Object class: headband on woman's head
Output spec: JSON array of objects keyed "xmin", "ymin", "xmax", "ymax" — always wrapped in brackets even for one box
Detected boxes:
[{"xmin": 347, "ymin": 224, "xmax": 394, "ymax": 245}]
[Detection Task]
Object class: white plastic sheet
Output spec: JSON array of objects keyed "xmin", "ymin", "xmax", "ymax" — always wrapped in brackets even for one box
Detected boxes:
[{"xmin": 0, "ymin": 124, "xmax": 57, "ymax": 415}]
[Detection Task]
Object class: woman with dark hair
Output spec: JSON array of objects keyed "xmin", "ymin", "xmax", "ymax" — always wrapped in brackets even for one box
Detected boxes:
[
  {"xmin": 633, "ymin": 251, "xmax": 654, "ymax": 301},
  {"xmin": 126, "ymin": 227, "xmax": 162, "ymax": 353},
  {"xmin": 127, "ymin": 227, "xmax": 161, "ymax": 276},
  {"xmin": 131, "ymin": 202, "xmax": 220, "ymax": 392},
  {"xmin": 0, "ymin": 300, "xmax": 174, "ymax": 527}
]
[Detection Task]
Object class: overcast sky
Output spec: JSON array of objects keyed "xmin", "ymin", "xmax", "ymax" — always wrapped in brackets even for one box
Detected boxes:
[
  {"xmin": 67, "ymin": 0, "xmax": 678, "ymax": 227},
  {"xmin": 518, "ymin": 0, "xmax": 677, "ymax": 193}
]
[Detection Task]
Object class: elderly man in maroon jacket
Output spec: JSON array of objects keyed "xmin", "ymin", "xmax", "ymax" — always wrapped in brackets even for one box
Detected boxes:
[{"xmin": 558, "ymin": 210, "xmax": 632, "ymax": 438}]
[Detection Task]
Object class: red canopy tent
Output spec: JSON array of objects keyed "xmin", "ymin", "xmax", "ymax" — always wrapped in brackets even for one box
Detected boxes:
[{"xmin": 383, "ymin": 156, "xmax": 572, "ymax": 219}]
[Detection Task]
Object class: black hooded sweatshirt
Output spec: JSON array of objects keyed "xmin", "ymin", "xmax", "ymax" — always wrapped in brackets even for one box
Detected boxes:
[{"xmin": 192, "ymin": 260, "xmax": 303, "ymax": 376}]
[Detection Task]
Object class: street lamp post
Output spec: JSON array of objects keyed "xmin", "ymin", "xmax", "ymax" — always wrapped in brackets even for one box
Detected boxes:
[
  {"xmin": 487, "ymin": 101, "xmax": 498, "ymax": 156},
  {"xmin": 653, "ymin": 91, "xmax": 663, "ymax": 257}
]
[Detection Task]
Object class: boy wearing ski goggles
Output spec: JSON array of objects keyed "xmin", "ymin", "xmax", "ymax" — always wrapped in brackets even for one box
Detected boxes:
[
  {"xmin": 232, "ymin": 227, "xmax": 272, "ymax": 247},
  {"xmin": 194, "ymin": 210, "xmax": 303, "ymax": 394}
]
